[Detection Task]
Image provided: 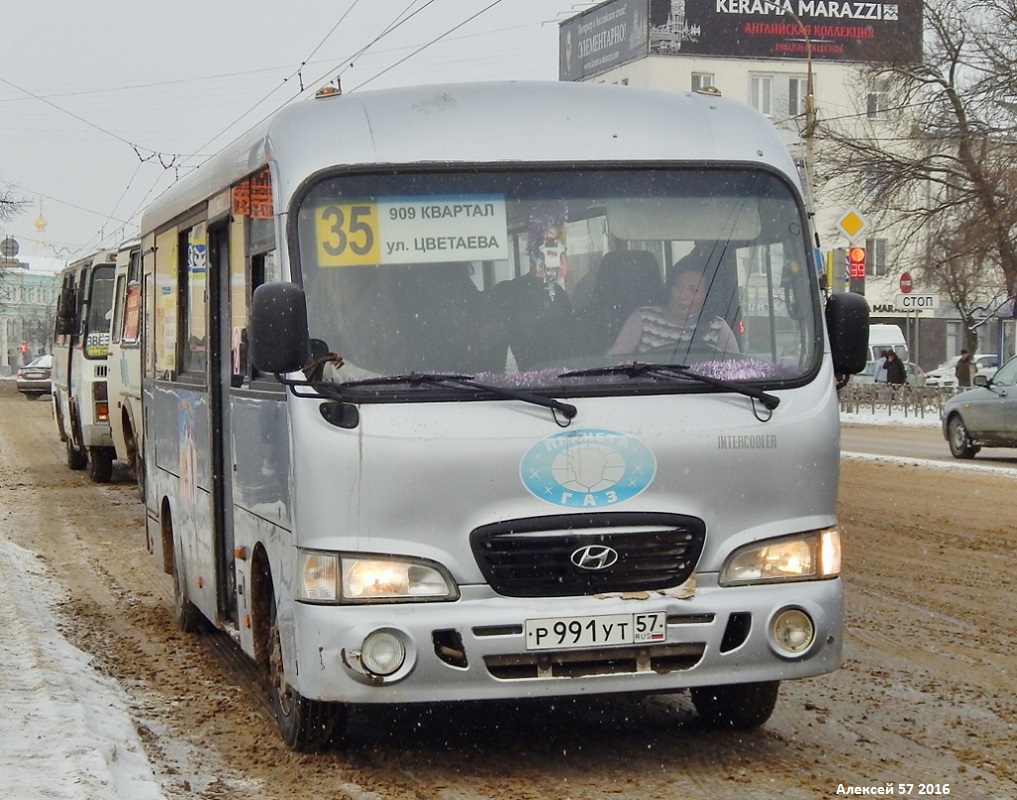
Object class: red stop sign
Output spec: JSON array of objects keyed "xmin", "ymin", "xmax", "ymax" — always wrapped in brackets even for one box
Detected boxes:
[{"xmin": 900, "ymin": 272, "xmax": 913, "ymax": 293}]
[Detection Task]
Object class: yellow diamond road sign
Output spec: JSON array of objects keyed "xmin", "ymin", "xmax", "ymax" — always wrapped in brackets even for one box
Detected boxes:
[{"xmin": 837, "ymin": 208, "xmax": 868, "ymax": 241}]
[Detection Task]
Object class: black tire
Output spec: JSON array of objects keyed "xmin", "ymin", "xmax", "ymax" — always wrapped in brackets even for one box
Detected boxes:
[
  {"xmin": 172, "ymin": 546, "xmax": 206, "ymax": 633},
  {"xmin": 691, "ymin": 681, "xmax": 780, "ymax": 729},
  {"xmin": 24, "ymin": 393, "xmax": 41, "ymax": 401},
  {"xmin": 66, "ymin": 438, "xmax": 87, "ymax": 470},
  {"xmin": 54, "ymin": 397, "xmax": 68, "ymax": 442},
  {"xmin": 947, "ymin": 415, "xmax": 979, "ymax": 459},
  {"xmin": 135, "ymin": 454, "xmax": 147, "ymax": 502},
  {"xmin": 86, "ymin": 447, "xmax": 114, "ymax": 483},
  {"xmin": 268, "ymin": 593, "xmax": 345, "ymax": 751}
]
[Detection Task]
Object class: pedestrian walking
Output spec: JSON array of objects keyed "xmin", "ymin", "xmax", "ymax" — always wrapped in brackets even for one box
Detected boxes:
[
  {"xmin": 885, "ymin": 351, "xmax": 907, "ymax": 386},
  {"xmin": 954, "ymin": 349, "xmax": 976, "ymax": 388}
]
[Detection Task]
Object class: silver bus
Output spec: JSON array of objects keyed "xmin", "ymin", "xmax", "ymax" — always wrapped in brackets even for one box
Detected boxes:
[
  {"xmin": 139, "ymin": 80, "xmax": 868, "ymax": 750},
  {"xmin": 52, "ymin": 249, "xmax": 117, "ymax": 482},
  {"xmin": 107, "ymin": 238, "xmax": 146, "ymax": 497}
]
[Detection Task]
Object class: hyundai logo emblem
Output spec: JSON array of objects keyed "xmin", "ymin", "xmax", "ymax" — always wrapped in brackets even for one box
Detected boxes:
[{"xmin": 570, "ymin": 545, "xmax": 619, "ymax": 571}]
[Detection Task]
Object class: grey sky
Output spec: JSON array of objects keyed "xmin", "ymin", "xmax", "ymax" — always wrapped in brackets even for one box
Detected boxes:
[{"xmin": 1, "ymin": 1, "xmax": 590, "ymax": 260}]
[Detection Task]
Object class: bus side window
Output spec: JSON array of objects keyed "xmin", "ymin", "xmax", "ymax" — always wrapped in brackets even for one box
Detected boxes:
[
  {"xmin": 111, "ymin": 275, "xmax": 127, "ymax": 345},
  {"xmin": 179, "ymin": 226, "xmax": 208, "ymax": 378},
  {"xmin": 246, "ymin": 249, "xmax": 277, "ymax": 381}
]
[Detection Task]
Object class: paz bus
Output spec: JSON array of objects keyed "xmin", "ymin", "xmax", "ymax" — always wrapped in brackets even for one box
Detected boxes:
[
  {"xmin": 138, "ymin": 80, "xmax": 868, "ymax": 750},
  {"xmin": 106, "ymin": 238, "xmax": 146, "ymax": 496},
  {"xmin": 52, "ymin": 248, "xmax": 118, "ymax": 483}
]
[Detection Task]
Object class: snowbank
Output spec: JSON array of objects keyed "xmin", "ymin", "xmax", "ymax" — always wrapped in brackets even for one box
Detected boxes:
[{"xmin": 0, "ymin": 536, "xmax": 166, "ymax": 800}]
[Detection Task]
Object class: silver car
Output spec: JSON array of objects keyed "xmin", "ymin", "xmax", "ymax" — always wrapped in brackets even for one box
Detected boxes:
[
  {"xmin": 942, "ymin": 354, "xmax": 1017, "ymax": 458},
  {"xmin": 15, "ymin": 354, "xmax": 53, "ymax": 400}
]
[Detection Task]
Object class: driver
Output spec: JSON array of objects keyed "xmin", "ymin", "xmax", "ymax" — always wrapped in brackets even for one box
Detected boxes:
[{"xmin": 608, "ymin": 257, "xmax": 738, "ymax": 356}]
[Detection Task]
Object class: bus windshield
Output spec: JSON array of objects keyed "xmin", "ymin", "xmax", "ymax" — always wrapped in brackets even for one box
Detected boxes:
[
  {"xmin": 294, "ymin": 167, "xmax": 821, "ymax": 393},
  {"xmin": 84, "ymin": 265, "xmax": 115, "ymax": 359}
]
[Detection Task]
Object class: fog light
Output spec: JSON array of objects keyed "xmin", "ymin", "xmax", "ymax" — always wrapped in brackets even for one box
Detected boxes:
[
  {"xmin": 361, "ymin": 630, "xmax": 406, "ymax": 676},
  {"xmin": 771, "ymin": 608, "xmax": 814, "ymax": 656}
]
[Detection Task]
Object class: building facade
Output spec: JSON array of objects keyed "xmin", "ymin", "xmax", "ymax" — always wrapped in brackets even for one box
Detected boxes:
[
  {"xmin": 559, "ymin": 0, "xmax": 1009, "ymax": 371},
  {"xmin": 0, "ymin": 240, "xmax": 61, "ymax": 375}
]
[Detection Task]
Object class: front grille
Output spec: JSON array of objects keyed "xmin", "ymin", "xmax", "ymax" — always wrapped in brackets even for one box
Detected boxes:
[
  {"xmin": 484, "ymin": 642, "xmax": 705, "ymax": 679},
  {"xmin": 470, "ymin": 512, "xmax": 705, "ymax": 597}
]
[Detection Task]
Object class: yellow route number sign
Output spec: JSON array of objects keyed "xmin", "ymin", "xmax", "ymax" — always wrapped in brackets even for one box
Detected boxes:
[
  {"xmin": 315, "ymin": 202, "xmax": 380, "ymax": 266},
  {"xmin": 314, "ymin": 196, "xmax": 508, "ymax": 267}
]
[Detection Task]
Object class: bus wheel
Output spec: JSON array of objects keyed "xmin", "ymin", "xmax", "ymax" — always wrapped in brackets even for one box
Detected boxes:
[
  {"xmin": 66, "ymin": 438, "xmax": 87, "ymax": 470},
  {"xmin": 125, "ymin": 421, "xmax": 145, "ymax": 500},
  {"xmin": 268, "ymin": 592, "xmax": 345, "ymax": 751},
  {"xmin": 169, "ymin": 529, "xmax": 205, "ymax": 633},
  {"xmin": 135, "ymin": 455, "xmax": 146, "ymax": 501},
  {"xmin": 690, "ymin": 681, "xmax": 780, "ymax": 729},
  {"xmin": 87, "ymin": 447, "xmax": 114, "ymax": 483}
]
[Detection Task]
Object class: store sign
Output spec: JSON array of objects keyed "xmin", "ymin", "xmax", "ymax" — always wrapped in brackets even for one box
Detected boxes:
[{"xmin": 560, "ymin": 0, "xmax": 924, "ymax": 81}]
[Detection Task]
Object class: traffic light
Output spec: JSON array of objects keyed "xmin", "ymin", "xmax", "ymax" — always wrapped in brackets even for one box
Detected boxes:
[
  {"xmin": 847, "ymin": 246, "xmax": 866, "ymax": 279},
  {"xmin": 847, "ymin": 246, "xmax": 866, "ymax": 294}
]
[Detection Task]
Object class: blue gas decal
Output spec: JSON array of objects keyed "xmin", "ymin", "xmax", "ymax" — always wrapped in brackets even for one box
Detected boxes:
[{"xmin": 520, "ymin": 428, "xmax": 656, "ymax": 508}]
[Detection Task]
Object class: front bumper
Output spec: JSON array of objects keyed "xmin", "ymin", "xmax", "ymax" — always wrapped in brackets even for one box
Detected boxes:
[{"xmin": 287, "ymin": 576, "xmax": 843, "ymax": 704}]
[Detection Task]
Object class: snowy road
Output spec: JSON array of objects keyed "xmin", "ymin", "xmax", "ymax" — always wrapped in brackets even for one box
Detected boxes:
[{"xmin": 2, "ymin": 384, "xmax": 1016, "ymax": 799}]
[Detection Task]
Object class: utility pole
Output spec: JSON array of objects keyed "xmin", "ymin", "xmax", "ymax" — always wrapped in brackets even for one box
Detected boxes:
[{"xmin": 762, "ymin": 1, "xmax": 817, "ymax": 223}]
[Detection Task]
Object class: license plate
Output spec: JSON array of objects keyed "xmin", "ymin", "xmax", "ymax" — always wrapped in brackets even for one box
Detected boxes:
[{"xmin": 525, "ymin": 611, "xmax": 666, "ymax": 651}]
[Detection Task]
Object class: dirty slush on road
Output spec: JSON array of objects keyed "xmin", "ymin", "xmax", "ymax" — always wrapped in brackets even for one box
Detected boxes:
[{"xmin": 1, "ymin": 387, "xmax": 1015, "ymax": 799}]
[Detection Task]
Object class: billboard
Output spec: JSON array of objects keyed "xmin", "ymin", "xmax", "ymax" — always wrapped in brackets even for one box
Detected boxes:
[
  {"xmin": 560, "ymin": 1, "xmax": 650, "ymax": 82},
  {"xmin": 561, "ymin": 0, "xmax": 923, "ymax": 80}
]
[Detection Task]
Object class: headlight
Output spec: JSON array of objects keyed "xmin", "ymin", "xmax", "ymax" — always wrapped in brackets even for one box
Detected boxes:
[
  {"xmin": 297, "ymin": 550, "xmax": 458, "ymax": 603},
  {"xmin": 720, "ymin": 527, "xmax": 841, "ymax": 586}
]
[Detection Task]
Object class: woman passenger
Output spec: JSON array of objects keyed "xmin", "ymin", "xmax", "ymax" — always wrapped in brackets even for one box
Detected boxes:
[{"xmin": 608, "ymin": 258, "xmax": 739, "ymax": 356}]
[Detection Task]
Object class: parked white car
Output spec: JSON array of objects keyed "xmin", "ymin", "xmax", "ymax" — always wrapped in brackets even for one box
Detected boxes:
[{"xmin": 925, "ymin": 354, "xmax": 998, "ymax": 389}]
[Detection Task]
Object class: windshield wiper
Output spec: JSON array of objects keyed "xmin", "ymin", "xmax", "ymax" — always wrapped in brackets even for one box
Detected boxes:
[
  {"xmin": 338, "ymin": 373, "xmax": 578, "ymax": 421},
  {"xmin": 559, "ymin": 362, "xmax": 780, "ymax": 410}
]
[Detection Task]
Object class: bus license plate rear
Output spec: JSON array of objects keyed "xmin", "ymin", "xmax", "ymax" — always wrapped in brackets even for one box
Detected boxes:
[{"xmin": 525, "ymin": 611, "xmax": 666, "ymax": 651}]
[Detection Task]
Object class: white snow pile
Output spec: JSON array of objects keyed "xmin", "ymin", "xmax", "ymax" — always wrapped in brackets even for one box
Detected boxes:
[{"xmin": 0, "ymin": 535, "xmax": 165, "ymax": 800}]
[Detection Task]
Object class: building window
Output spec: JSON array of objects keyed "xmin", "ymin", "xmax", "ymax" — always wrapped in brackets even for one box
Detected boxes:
[
  {"xmin": 749, "ymin": 73, "xmax": 810, "ymax": 120},
  {"xmin": 692, "ymin": 72, "xmax": 714, "ymax": 92},
  {"xmin": 749, "ymin": 75, "xmax": 773, "ymax": 116},
  {"xmin": 788, "ymin": 76, "xmax": 809, "ymax": 117},
  {"xmin": 867, "ymin": 79, "xmax": 888, "ymax": 119},
  {"xmin": 866, "ymin": 237, "xmax": 887, "ymax": 277}
]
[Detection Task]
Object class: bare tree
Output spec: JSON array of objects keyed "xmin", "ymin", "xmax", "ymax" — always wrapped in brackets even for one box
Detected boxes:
[
  {"xmin": 0, "ymin": 185, "xmax": 26, "ymax": 226},
  {"xmin": 815, "ymin": 0, "xmax": 1017, "ymax": 351},
  {"xmin": 1, "ymin": 184, "xmax": 29, "ymax": 313}
]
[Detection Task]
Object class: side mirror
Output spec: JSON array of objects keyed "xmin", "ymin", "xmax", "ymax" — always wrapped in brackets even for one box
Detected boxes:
[
  {"xmin": 249, "ymin": 282, "xmax": 310, "ymax": 375},
  {"xmin": 974, "ymin": 375, "xmax": 988, "ymax": 387},
  {"xmin": 826, "ymin": 292, "xmax": 870, "ymax": 376},
  {"xmin": 54, "ymin": 312, "xmax": 76, "ymax": 337},
  {"xmin": 54, "ymin": 287, "xmax": 78, "ymax": 336}
]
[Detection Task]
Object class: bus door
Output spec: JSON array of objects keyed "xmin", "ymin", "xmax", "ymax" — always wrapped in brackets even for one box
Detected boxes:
[{"xmin": 207, "ymin": 219, "xmax": 237, "ymax": 625}]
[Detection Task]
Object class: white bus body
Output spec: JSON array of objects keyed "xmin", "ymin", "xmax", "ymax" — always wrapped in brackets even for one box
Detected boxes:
[
  {"xmin": 107, "ymin": 239, "xmax": 145, "ymax": 496},
  {"xmin": 52, "ymin": 249, "xmax": 117, "ymax": 482},
  {"xmin": 139, "ymin": 81, "xmax": 868, "ymax": 750}
]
